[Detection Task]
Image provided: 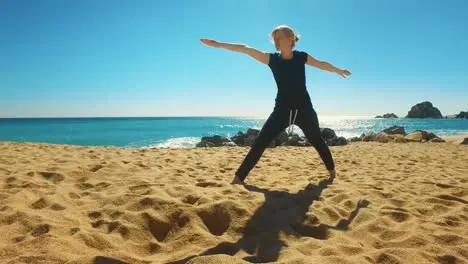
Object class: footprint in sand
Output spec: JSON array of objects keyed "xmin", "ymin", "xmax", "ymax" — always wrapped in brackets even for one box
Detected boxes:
[
  {"xmin": 436, "ymin": 255, "xmax": 463, "ymax": 264},
  {"xmin": 30, "ymin": 198, "xmax": 49, "ymax": 210},
  {"xmin": 195, "ymin": 181, "xmax": 222, "ymax": 188},
  {"xmin": 69, "ymin": 192, "xmax": 81, "ymax": 199},
  {"xmin": 129, "ymin": 184, "xmax": 152, "ymax": 195},
  {"xmin": 31, "ymin": 224, "xmax": 50, "ymax": 237},
  {"xmin": 95, "ymin": 182, "xmax": 111, "ymax": 191},
  {"xmin": 50, "ymin": 203, "xmax": 66, "ymax": 211},
  {"xmin": 380, "ymin": 207, "xmax": 411, "ymax": 223},
  {"xmin": 89, "ymin": 164, "xmax": 104, "ymax": 172},
  {"xmin": 12, "ymin": 236, "xmax": 27, "ymax": 243},
  {"xmin": 197, "ymin": 205, "xmax": 231, "ymax": 236},
  {"xmin": 70, "ymin": 227, "xmax": 80, "ymax": 235},
  {"xmin": 75, "ymin": 182, "xmax": 94, "ymax": 190},
  {"xmin": 436, "ymin": 194, "xmax": 468, "ymax": 204},
  {"xmin": 142, "ymin": 212, "xmax": 173, "ymax": 242},
  {"xmin": 5, "ymin": 176, "xmax": 16, "ymax": 183},
  {"xmin": 91, "ymin": 219, "xmax": 129, "ymax": 239},
  {"xmin": 435, "ymin": 183, "xmax": 456, "ymax": 188},
  {"xmin": 182, "ymin": 195, "xmax": 200, "ymax": 205},
  {"xmin": 108, "ymin": 210, "xmax": 124, "ymax": 220},
  {"xmin": 88, "ymin": 211, "xmax": 103, "ymax": 219},
  {"xmin": 38, "ymin": 172, "xmax": 65, "ymax": 184}
]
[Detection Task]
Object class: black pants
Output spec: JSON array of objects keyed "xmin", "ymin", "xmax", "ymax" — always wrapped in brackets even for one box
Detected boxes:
[{"xmin": 235, "ymin": 105, "xmax": 335, "ymax": 181}]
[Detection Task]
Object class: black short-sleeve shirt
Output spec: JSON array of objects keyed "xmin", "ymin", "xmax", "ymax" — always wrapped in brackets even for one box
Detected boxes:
[{"xmin": 268, "ymin": 50, "xmax": 311, "ymax": 108}]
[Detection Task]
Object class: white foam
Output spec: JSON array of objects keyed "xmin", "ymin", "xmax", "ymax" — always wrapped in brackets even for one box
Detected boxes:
[{"xmin": 146, "ymin": 137, "xmax": 201, "ymax": 149}]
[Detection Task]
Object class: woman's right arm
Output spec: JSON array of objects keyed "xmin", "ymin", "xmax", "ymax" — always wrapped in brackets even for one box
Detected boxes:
[{"xmin": 200, "ymin": 39, "xmax": 270, "ymax": 65}]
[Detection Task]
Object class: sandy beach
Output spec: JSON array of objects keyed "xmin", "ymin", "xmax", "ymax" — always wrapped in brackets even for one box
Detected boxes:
[{"xmin": 0, "ymin": 140, "xmax": 467, "ymax": 264}]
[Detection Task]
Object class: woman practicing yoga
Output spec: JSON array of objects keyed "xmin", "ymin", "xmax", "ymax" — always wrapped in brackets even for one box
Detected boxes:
[{"xmin": 200, "ymin": 25, "xmax": 351, "ymax": 185}]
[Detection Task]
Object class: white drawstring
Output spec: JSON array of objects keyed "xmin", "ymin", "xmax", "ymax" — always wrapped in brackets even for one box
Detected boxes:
[{"xmin": 288, "ymin": 109, "xmax": 298, "ymax": 135}]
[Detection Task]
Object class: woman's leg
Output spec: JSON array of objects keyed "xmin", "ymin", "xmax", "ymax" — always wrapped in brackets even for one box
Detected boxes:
[
  {"xmin": 295, "ymin": 106, "xmax": 335, "ymax": 173},
  {"xmin": 234, "ymin": 109, "xmax": 289, "ymax": 183}
]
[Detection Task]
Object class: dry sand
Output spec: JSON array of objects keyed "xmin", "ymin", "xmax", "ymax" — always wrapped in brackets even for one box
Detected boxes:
[{"xmin": 0, "ymin": 140, "xmax": 467, "ymax": 264}]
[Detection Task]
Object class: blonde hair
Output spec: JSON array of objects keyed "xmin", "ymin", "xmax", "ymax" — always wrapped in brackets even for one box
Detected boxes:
[{"xmin": 270, "ymin": 25, "xmax": 300, "ymax": 47}]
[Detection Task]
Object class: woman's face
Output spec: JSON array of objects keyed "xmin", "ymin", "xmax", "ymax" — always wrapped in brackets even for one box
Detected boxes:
[{"xmin": 273, "ymin": 30, "xmax": 293, "ymax": 51}]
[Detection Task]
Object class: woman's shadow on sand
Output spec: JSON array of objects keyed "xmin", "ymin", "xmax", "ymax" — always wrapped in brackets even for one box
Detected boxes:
[{"xmin": 166, "ymin": 176, "xmax": 369, "ymax": 263}]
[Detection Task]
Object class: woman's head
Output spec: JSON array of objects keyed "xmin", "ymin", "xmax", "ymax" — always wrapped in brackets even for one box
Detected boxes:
[{"xmin": 270, "ymin": 25, "xmax": 300, "ymax": 51}]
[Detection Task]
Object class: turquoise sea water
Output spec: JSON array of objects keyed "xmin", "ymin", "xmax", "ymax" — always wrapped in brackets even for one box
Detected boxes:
[{"xmin": 1, "ymin": 117, "xmax": 467, "ymax": 148}]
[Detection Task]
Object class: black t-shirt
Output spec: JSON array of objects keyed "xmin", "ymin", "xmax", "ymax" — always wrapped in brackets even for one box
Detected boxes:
[{"xmin": 268, "ymin": 50, "xmax": 312, "ymax": 109}]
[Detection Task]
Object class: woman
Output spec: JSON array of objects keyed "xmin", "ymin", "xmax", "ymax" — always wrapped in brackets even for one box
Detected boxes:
[{"xmin": 200, "ymin": 25, "xmax": 351, "ymax": 185}]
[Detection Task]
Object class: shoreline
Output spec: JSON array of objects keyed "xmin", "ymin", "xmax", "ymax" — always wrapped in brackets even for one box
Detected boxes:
[
  {"xmin": 1, "ymin": 132, "xmax": 467, "ymax": 150},
  {"xmin": 0, "ymin": 132, "xmax": 467, "ymax": 149}
]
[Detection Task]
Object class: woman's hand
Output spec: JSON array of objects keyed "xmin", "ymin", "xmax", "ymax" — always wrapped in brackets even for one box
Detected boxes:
[
  {"xmin": 200, "ymin": 38, "xmax": 220, "ymax": 48},
  {"xmin": 337, "ymin": 69, "xmax": 352, "ymax": 78}
]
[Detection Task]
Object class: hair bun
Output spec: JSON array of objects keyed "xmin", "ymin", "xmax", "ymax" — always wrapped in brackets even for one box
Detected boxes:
[{"xmin": 295, "ymin": 34, "xmax": 300, "ymax": 43}]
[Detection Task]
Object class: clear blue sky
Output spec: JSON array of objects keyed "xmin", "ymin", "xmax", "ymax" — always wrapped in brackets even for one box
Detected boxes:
[{"xmin": 1, "ymin": 0, "xmax": 467, "ymax": 118}]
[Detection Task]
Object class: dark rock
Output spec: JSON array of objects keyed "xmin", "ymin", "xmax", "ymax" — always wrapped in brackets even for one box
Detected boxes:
[
  {"xmin": 360, "ymin": 132, "xmax": 378, "ymax": 142},
  {"xmin": 327, "ymin": 136, "xmax": 348, "ymax": 146},
  {"xmin": 274, "ymin": 131, "xmax": 289, "ymax": 146},
  {"xmin": 375, "ymin": 113, "xmax": 398, "ymax": 118},
  {"xmin": 455, "ymin": 111, "xmax": 468, "ymax": 119},
  {"xmin": 231, "ymin": 128, "xmax": 262, "ymax": 147},
  {"xmin": 198, "ymin": 127, "xmax": 346, "ymax": 148},
  {"xmin": 405, "ymin": 130, "xmax": 428, "ymax": 142},
  {"xmin": 244, "ymin": 128, "xmax": 261, "ymax": 147},
  {"xmin": 285, "ymin": 133, "xmax": 302, "ymax": 146},
  {"xmin": 244, "ymin": 136, "xmax": 256, "ymax": 147},
  {"xmin": 196, "ymin": 135, "xmax": 232, "ymax": 147},
  {"xmin": 246, "ymin": 128, "xmax": 260, "ymax": 137},
  {"xmin": 429, "ymin": 138, "xmax": 445, "ymax": 143},
  {"xmin": 382, "ymin": 126, "xmax": 406, "ymax": 135},
  {"xmin": 231, "ymin": 131, "xmax": 247, "ymax": 146},
  {"xmin": 406, "ymin": 101, "xmax": 443, "ymax": 119},
  {"xmin": 376, "ymin": 133, "xmax": 393, "ymax": 143},
  {"xmin": 426, "ymin": 132, "xmax": 438, "ymax": 141},
  {"xmin": 221, "ymin": 142, "xmax": 237, "ymax": 147},
  {"xmin": 297, "ymin": 140, "xmax": 311, "ymax": 147},
  {"xmin": 196, "ymin": 134, "xmax": 236, "ymax": 148},
  {"xmin": 349, "ymin": 137, "xmax": 361, "ymax": 142},
  {"xmin": 320, "ymin": 128, "xmax": 337, "ymax": 140},
  {"xmin": 196, "ymin": 141, "xmax": 216, "ymax": 148},
  {"xmin": 404, "ymin": 130, "xmax": 442, "ymax": 143}
]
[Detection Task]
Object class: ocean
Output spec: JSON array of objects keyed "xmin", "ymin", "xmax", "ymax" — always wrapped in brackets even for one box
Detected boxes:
[{"xmin": 1, "ymin": 117, "xmax": 467, "ymax": 148}]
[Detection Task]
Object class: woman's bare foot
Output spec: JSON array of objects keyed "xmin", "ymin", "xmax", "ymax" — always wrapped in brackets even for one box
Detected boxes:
[
  {"xmin": 231, "ymin": 175, "xmax": 245, "ymax": 185},
  {"xmin": 327, "ymin": 170, "xmax": 336, "ymax": 184}
]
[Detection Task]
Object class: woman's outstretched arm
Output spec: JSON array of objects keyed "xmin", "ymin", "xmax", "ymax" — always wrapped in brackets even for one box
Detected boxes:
[
  {"xmin": 305, "ymin": 54, "xmax": 351, "ymax": 78},
  {"xmin": 200, "ymin": 38, "xmax": 269, "ymax": 65}
]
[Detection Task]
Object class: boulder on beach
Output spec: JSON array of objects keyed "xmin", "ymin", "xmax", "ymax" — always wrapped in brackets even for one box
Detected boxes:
[
  {"xmin": 406, "ymin": 101, "xmax": 443, "ymax": 119},
  {"xmin": 375, "ymin": 133, "xmax": 408, "ymax": 143},
  {"xmin": 320, "ymin": 128, "xmax": 337, "ymax": 140},
  {"xmin": 404, "ymin": 130, "xmax": 444, "ymax": 142},
  {"xmin": 231, "ymin": 128, "xmax": 260, "ymax": 147},
  {"xmin": 196, "ymin": 135, "xmax": 232, "ymax": 147},
  {"xmin": 382, "ymin": 125, "xmax": 406, "ymax": 135},
  {"xmin": 360, "ymin": 132, "xmax": 378, "ymax": 142},
  {"xmin": 326, "ymin": 136, "xmax": 348, "ymax": 146},
  {"xmin": 196, "ymin": 127, "xmax": 347, "ymax": 148}
]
